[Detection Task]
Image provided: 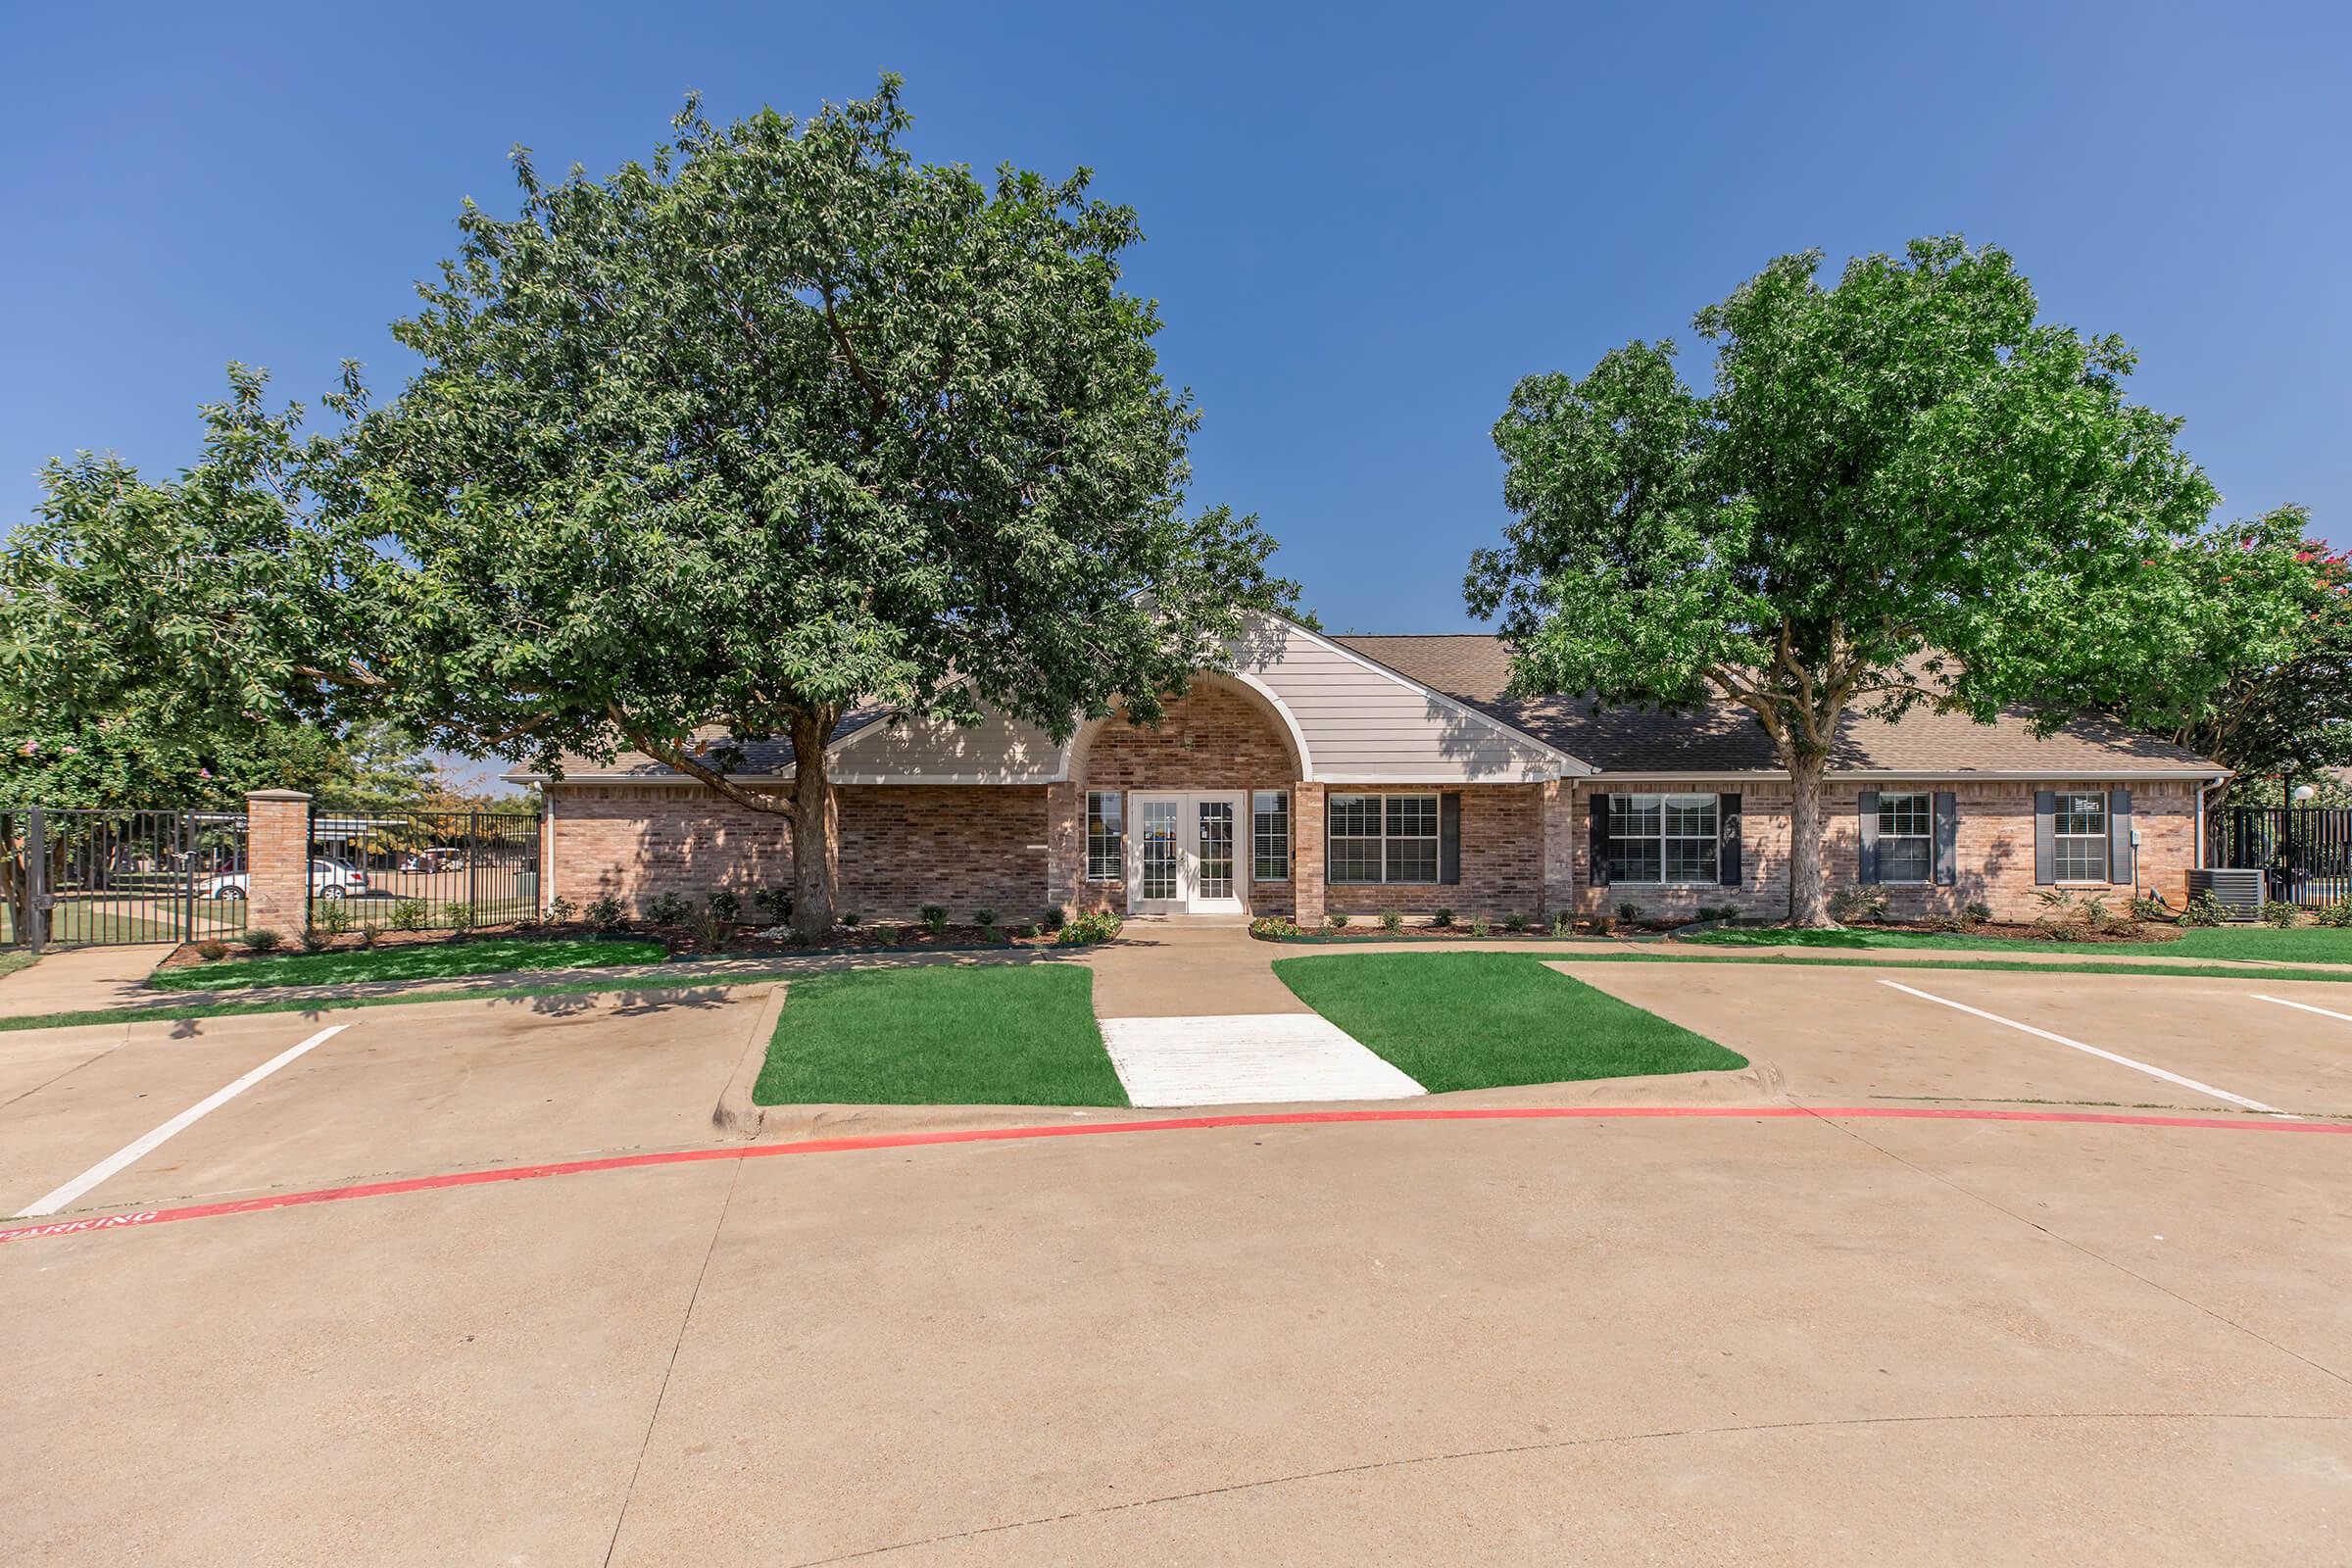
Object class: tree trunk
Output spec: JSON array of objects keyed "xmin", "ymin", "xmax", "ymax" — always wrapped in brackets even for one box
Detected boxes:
[
  {"xmin": 1786, "ymin": 748, "xmax": 1831, "ymax": 927},
  {"xmin": 788, "ymin": 710, "xmax": 838, "ymax": 942}
]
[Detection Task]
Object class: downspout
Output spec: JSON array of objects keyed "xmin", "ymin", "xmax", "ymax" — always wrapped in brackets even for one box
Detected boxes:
[{"xmin": 2194, "ymin": 773, "xmax": 2228, "ymax": 869}]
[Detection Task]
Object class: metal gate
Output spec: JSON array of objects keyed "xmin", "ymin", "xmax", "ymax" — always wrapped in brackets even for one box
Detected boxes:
[
  {"xmin": 2, "ymin": 808, "xmax": 251, "ymax": 950},
  {"xmin": 2210, "ymin": 806, "xmax": 2352, "ymax": 908}
]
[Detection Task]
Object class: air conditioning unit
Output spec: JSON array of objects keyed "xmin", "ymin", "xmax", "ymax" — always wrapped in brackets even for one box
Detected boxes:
[{"xmin": 2187, "ymin": 868, "xmax": 2266, "ymax": 920}]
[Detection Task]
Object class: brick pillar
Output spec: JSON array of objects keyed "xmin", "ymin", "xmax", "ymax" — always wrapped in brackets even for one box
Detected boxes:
[
  {"xmin": 1046, "ymin": 779, "xmax": 1086, "ymax": 914},
  {"xmin": 245, "ymin": 789, "xmax": 313, "ymax": 936},
  {"xmin": 1541, "ymin": 780, "xmax": 1576, "ymax": 917},
  {"xmin": 1292, "ymin": 781, "xmax": 1325, "ymax": 926}
]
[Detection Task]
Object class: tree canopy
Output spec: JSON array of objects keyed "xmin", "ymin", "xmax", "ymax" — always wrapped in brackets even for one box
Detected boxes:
[
  {"xmin": 347, "ymin": 79, "xmax": 1290, "ymax": 931},
  {"xmin": 1466, "ymin": 236, "xmax": 2307, "ymax": 923}
]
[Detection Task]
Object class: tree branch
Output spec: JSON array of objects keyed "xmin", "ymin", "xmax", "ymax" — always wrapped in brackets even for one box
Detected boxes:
[{"xmin": 609, "ymin": 703, "xmax": 798, "ymax": 823}]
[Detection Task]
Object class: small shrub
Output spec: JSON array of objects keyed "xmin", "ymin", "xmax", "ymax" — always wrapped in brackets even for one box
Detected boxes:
[
  {"xmin": 585, "ymin": 894, "xmax": 627, "ymax": 933},
  {"xmin": 391, "ymin": 899, "xmax": 430, "ymax": 933},
  {"xmin": 1590, "ymin": 914, "xmax": 1615, "ymax": 936},
  {"xmin": 1502, "ymin": 910, "xmax": 1528, "ymax": 933},
  {"xmin": 298, "ymin": 925, "xmax": 332, "ymax": 955},
  {"xmin": 444, "ymin": 902, "xmax": 477, "ymax": 936},
  {"xmin": 1325, "ymin": 912, "xmax": 1349, "ymax": 932},
  {"xmin": 1616, "ymin": 901, "xmax": 1641, "ymax": 925},
  {"xmin": 2130, "ymin": 893, "xmax": 2169, "ymax": 923},
  {"xmin": 1380, "ymin": 908, "xmax": 1403, "ymax": 933},
  {"xmin": 707, "ymin": 888, "xmax": 742, "ymax": 920},
  {"xmin": 919, "ymin": 904, "xmax": 949, "ymax": 935},
  {"xmin": 1550, "ymin": 911, "xmax": 1573, "ymax": 937},
  {"xmin": 2262, "ymin": 899, "xmax": 2299, "ymax": 929},
  {"xmin": 752, "ymin": 887, "xmax": 794, "ymax": 925},
  {"xmin": 240, "ymin": 927, "xmax": 283, "ymax": 954},
  {"xmin": 1829, "ymin": 886, "xmax": 1890, "ymax": 924},
  {"xmin": 873, "ymin": 921, "xmax": 901, "ymax": 945},
  {"xmin": 2179, "ymin": 893, "xmax": 2226, "ymax": 928},
  {"xmin": 1430, "ymin": 907, "xmax": 1454, "ymax": 929},
  {"xmin": 1961, "ymin": 902, "xmax": 1993, "ymax": 927},
  {"xmin": 196, "ymin": 939, "xmax": 227, "ymax": 961},
  {"xmin": 546, "ymin": 894, "xmax": 579, "ymax": 925},
  {"xmin": 1918, "ymin": 914, "xmax": 1961, "ymax": 934},
  {"xmin": 358, "ymin": 923, "xmax": 382, "ymax": 949},
  {"xmin": 2315, "ymin": 898, "xmax": 2352, "ymax": 929},
  {"xmin": 1020, "ymin": 923, "xmax": 1039, "ymax": 940},
  {"xmin": 837, "ymin": 909, "xmax": 861, "ymax": 928},
  {"xmin": 974, "ymin": 907, "xmax": 998, "ymax": 931},
  {"xmin": 646, "ymin": 891, "xmax": 691, "ymax": 926},
  {"xmin": 1057, "ymin": 908, "xmax": 1124, "ymax": 946},
  {"xmin": 689, "ymin": 903, "xmax": 729, "ymax": 954},
  {"xmin": 1250, "ymin": 914, "xmax": 1301, "ymax": 939},
  {"xmin": 313, "ymin": 901, "xmax": 354, "ymax": 938},
  {"xmin": 1464, "ymin": 913, "xmax": 1492, "ymax": 938},
  {"xmin": 1040, "ymin": 906, "xmax": 1067, "ymax": 933}
]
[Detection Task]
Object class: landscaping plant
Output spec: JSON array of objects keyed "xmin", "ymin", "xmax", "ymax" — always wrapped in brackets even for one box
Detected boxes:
[
  {"xmin": 2180, "ymin": 893, "xmax": 2226, "ymax": 928},
  {"xmin": 1040, "ymin": 906, "xmax": 1067, "ymax": 933},
  {"xmin": 2317, "ymin": 899, "xmax": 2352, "ymax": 929},
  {"xmin": 1962, "ymin": 902, "xmax": 1993, "ymax": 927},
  {"xmin": 1380, "ymin": 909, "xmax": 1403, "ymax": 933},
  {"xmin": 837, "ymin": 910, "xmax": 861, "ymax": 927},
  {"xmin": 585, "ymin": 894, "xmax": 627, "ymax": 933},
  {"xmin": 1467, "ymin": 914, "xmax": 1491, "ymax": 938},
  {"xmin": 919, "ymin": 904, "xmax": 949, "ymax": 936},
  {"xmin": 546, "ymin": 894, "xmax": 578, "ymax": 925},
  {"xmin": 1055, "ymin": 908, "xmax": 1124, "ymax": 946},
  {"xmin": 299, "ymin": 925, "xmax": 332, "ymax": 955},
  {"xmin": 752, "ymin": 888, "xmax": 794, "ymax": 926},
  {"xmin": 873, "ymin": 921, "xmax": 901, "ymax": 945},
  {"xmin": 391, "ymin": 898, "xmax": 429, "ymax": 932},
  {"xmin": 1249, "ymin": 915, "xmax": 1302, "ymax": 939},
  {"xmin": 2262, "ymin": 900, "xmax": 2300, "ymax": 929},
  {"xmin": 196, "ymin": 939, "xmax": 227, "ymax": 961},
  {"xmin": 1550, "ymin": 911, "xmax": 1574, "ymax": 937},
  {"xmin": 1828, "ymin": 886, "xmax": 1889, "ymax": 925},
  {"xmin": 444, "ymin": 901, "xmax": 477, "ymax": 937},
  {"xmin": 1503, "ymin": 911, "xmax": 1528, "ymax": 933},
  {"xmin": 1325, "ymin": 912, "xmax": 1349, "ymax": 932},
  {"xmin": 1430, "ymin": 907, "xmax": 1454, "ymax": 928},
  {"xmin": 240, "ymin": 927, "xmax": 283, "ymax": 954},
  {"xmin": 646, "ymin": 891, "xmax": 691, "ymax": 926},
  {"xmin": 689, "ymin": 903, "xmax": 730, "ymax": 954},
  {"xmin": 707, "ymin": 888, "xmax": 742, "ymax": 920},
  {"xmin": 1616, "ymin": 901, "xmax": 1642, "ymax": 926}
]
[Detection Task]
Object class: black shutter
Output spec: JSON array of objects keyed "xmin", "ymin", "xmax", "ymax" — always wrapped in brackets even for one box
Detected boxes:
[
  {"xmin": 1439, "ymin": 792, "xmax": 1461, "ymax": 885},
  {"xmin": 2034, "ymin": 790, "xmax": 2056, "ymax": 884},
  {"xmin": 2108, "ymin": 787, "xmax": 2132, "ymax": 887},
  {"xmin": 1933, "ymin": 791, "xmax": 1958, "ymax": 887},
  {"xmin": 1588, "ymin": 792, "xmax": 1611, "ymax": 888},
  {"xmin": 1857, "ymin": 790, "xmax": 1880, "ymax": 885},
  {"xmin": 1718, "ymin": 793, "xmax": 1741, "ymax": 886}
]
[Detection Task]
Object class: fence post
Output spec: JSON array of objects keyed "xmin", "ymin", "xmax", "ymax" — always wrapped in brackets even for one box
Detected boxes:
[
  {"xmin": 23, "ymin": 807, "xmax": 46, "ymax": 953},
  {"xmin": 244, "ymin": 790, "xmax": 313, "ymax": 936},
  {"xmin": 467, "ymin": 810, "xmax": 479, "ymax": 918}
]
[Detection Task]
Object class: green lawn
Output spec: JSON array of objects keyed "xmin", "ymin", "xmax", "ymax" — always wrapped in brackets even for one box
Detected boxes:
[
  {"xmin": 1683, "ymin": 924, "xmax": 2352, "ymax": 962},
  {"xmin": 1273, "ymin": 952, "xmax": 1746, "ymax": 1092},
  {"xmin": 149, "ymin": 935, "xmax": 667, "ymax": 991},
  {"xmin": 0, "ymin": 950, "xmax": 35, "ymax": 982},
  {"xmin": 755, "ymin": 963, "xmax": 1128, "ymax": 1106}
]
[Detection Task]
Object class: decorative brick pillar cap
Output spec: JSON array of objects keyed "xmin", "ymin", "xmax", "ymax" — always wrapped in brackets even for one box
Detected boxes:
[{"xmin": 245, "ymin": 789, "xmax": 314, "ymax": 803}]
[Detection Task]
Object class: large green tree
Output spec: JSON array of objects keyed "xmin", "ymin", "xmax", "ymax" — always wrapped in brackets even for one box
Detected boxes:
[
  {"xmin": 1466, "ymin": 237, "xmax": 2306, "ymax": 925},
  {"xmin": 2165, "ymin": 515, "xmax": 2352, "ymax": 804},
  {"xmin": 354, "ymin": 80, "xmax": 1291, "ymax": 935}
]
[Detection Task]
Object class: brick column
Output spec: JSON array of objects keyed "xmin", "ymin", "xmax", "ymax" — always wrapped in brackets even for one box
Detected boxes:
[
  {"xmin": 1046, "ymin": 779, "xmax": 1086, "ymax": 913},
  {"xmin": 244, "ymin": 789, "xmax": 313, "ymax": 936},
  {"xmin": 1292, "ymin": 781, "xmax": 1325, "ymax": 926},
  {"xmin": 1541, "ymin": 779, "xmax": 1576, "ymax": 917}
]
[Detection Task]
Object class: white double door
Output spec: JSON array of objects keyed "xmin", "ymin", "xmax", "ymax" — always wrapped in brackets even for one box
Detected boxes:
[{"xmin": 1127, "ymin": 792, "xmax": 1247, "ymax": 914}]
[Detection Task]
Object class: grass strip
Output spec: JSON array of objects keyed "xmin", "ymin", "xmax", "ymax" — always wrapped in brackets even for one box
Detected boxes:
[
  {"xmin": 755, "ymin": 964, "xmax": 1127, "ymax": 1106},
  {"xmin": 1273, "ymin": 951, "xmax": 1746, "ymax": 1092},
  {"xmin": 148, "ymin": 935, "xmax": 668, "ymax": 991}
]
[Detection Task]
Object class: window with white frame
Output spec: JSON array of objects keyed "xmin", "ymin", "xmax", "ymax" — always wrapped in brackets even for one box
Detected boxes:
[
  {"xmin": 1252, "ymin": 790, "xmax": 1290, "ymax": 881},
  {"xmin": 2053, "ymin": 791, "xmax": 2108, "ymax": 882},
  {"xmin": 1877, "ymin": 792, "xmax": 1933, "ymax": 883},
  {"xmin": 1086, "ymin": 792, "xmax": 1123, "ymax": 882},
  {"xmin": 1607, "ymin": 794, "xmax": 1718, "ymax": 884},
  {"xmin": 1327, "ymin": 793, "xmax": 1439, "ymax": 884}
]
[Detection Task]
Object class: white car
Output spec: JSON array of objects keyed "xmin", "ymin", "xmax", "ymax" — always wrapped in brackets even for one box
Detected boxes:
[{"xmin": 203, "ymin": 858, "xmax": 370, "ymax": 902}]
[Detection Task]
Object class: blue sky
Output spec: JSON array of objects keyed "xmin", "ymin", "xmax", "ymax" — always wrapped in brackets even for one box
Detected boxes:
[{"xmin": 6, "ymin": 0, "xmax": 2345, "ymax": 632}]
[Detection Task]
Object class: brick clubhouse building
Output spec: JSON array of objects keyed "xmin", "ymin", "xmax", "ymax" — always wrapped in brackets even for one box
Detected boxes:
[{"xmin": 512, "ymin": 612, "xmax": 2224, "ymax": 926}]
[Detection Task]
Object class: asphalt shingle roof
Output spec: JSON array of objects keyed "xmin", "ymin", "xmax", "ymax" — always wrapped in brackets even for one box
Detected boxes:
[{"xmin": 1333, "ymin": 634, "xmax": 2219, "ymax": 776}]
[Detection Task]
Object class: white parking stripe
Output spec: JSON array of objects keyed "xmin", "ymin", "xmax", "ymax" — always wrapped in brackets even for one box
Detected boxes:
[
  {"xmin": 19, "ymin": 1025, "xmax": 350, "ymax": 1217},
  {"xmin": 1876, "ymin": 980, "xmax": 2291, "ymax": 1117},
  {"xmin": 2252, "ymin": 993, "xmax": 2352, "ymax": 1026}
]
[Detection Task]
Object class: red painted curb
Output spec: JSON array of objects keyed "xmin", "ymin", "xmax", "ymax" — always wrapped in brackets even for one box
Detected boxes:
[{"xmin": 2, "ymin": 1103, "xmax": 2341, "ymax": 1249}]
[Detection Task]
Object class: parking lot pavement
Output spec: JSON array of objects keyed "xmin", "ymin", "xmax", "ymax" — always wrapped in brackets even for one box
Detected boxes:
[
  {"xmin": 1553, "ymin": 960, "xmax": 2352, "ymax": 1119},
  {"xmin": 0, "ymin": 988, "xmax": 766, "ymax": 1219},
  {"xmin": 8, "ymin": 1111, "xmax": 2347, "ymax": 1565}
]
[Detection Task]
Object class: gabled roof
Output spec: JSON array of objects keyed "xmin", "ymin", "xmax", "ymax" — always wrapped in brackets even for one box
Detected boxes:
[
  {"xmin": 503, "ymin": 706, "xmax": 892, "ymax": 783},
  {"xmin": 1334, "ymin": 635, "xmax": 2222, "ymax": 777}
]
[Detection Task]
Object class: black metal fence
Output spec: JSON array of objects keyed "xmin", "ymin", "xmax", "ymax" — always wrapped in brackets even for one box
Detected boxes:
[
  {"xmin": 309, "ymin": 808, "xmax": 542, "ymax": 931},
  {"xmin": 2210, "ymin": 806, "xmax": 2352, "ymax": 908},
  {"xmin": 3, "ymin": 808, "xmax": 251, "ymax": 948}
]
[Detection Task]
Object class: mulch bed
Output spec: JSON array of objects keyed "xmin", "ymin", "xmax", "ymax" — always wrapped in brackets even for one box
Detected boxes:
[
  {"xmin": 1827, "ymin": 919, "xmax": 2183, "ymax": 945},
  {"xmin": 159, "ymin": 918, "xmax": 1066, "ymax": 972}
]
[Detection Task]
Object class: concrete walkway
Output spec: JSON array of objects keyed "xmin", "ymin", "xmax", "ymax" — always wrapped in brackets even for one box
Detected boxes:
[{"xmin": 0, "ymin": 945, "xmax": 175, "ymax": 1017}]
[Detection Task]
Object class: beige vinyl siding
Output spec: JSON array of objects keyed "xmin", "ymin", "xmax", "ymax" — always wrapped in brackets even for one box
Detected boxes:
[{"xmin": 1233, "ymin": 616, "xmax": 1568, "ymax": 783}]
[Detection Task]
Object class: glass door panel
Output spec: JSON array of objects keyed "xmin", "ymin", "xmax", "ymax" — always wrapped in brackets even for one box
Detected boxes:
[
  {"xmin": 1140, "ymin": 800, "xmax": 1180, "ymax": 902},
  {"xmin": 1197, "ymin": 800, "xmax": 1235, "ymax": 900}
]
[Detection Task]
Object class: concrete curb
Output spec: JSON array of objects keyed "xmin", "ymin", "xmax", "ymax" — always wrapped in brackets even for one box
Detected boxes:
[{"xmin": 711, "ymin": 983, "xmax": 789, "ymax": 1140}]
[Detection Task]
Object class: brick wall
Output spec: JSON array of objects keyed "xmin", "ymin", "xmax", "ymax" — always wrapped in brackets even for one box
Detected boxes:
[
  {"xmin": 244, "ymin": 790, "xmax": 313, "ymax": 935},
  {"xmin": 1319, "ymin": 783, "xmax": 1545, "ymax": 920},
  {"xmin": 547, "ymin": 783, "xmax": 1050, "ymax": 922},
  {"xmin": 1573, "ymin": 778, "xmax": 2197, "ymax": 923}
]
